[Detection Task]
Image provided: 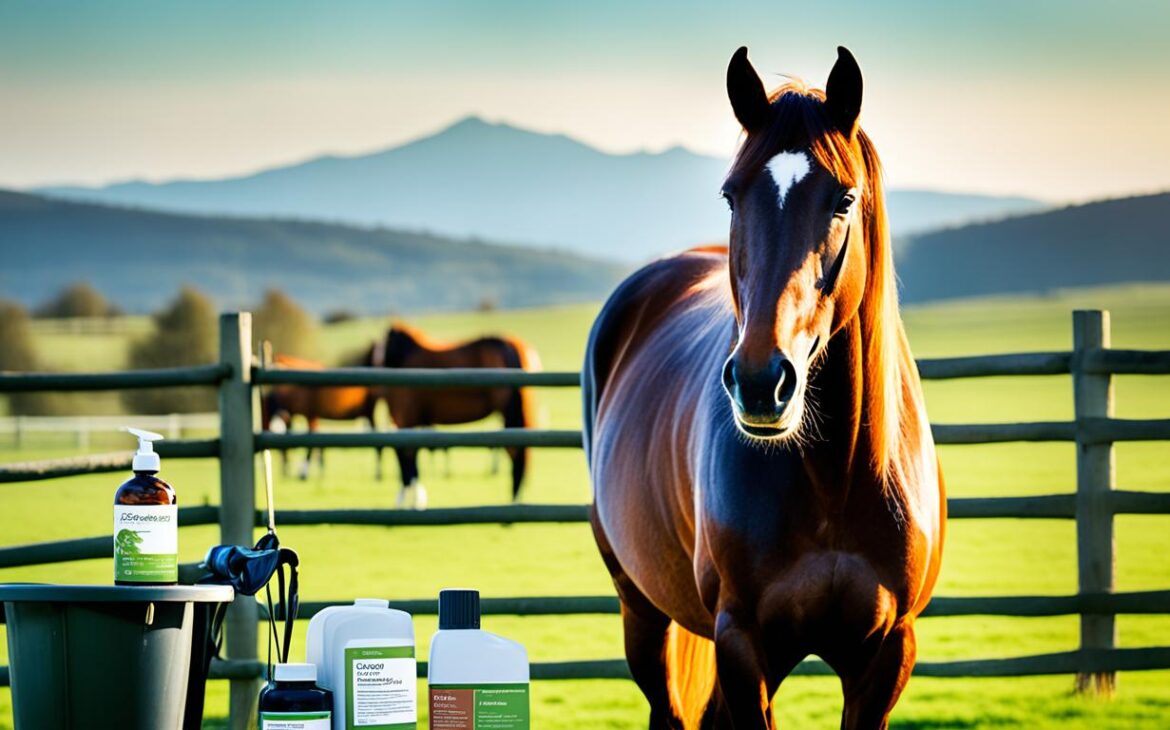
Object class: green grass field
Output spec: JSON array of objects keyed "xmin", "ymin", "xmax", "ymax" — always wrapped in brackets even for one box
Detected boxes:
[{"xmin": 3, "ymin": 284, "xmax": 1170, "ymax": 728}]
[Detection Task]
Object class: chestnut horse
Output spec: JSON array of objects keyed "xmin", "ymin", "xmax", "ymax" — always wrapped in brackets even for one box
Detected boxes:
[
  {"xmin": 584, "ymin": 47, "xmax": 944, "ymax": 728},
  {"xmin": 261, "ymin": 352, "xmax": 378, "ymax": 480},
  {"xmin": 376, "ymin": 324, "xmax": 540, "ymax": 508}
]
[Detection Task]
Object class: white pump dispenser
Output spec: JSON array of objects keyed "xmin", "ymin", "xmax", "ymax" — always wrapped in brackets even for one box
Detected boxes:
[{"xmin": 124, "ymin": 427, "xmax": 163, "ymax": 472}]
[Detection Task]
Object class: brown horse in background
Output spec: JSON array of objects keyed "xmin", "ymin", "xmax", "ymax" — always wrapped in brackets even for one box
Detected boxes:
[
  {"xmin": 261, "ymin": 352, "xmax": 378, "ymax": 480},
  {"xmin": 376, "ymin": 323, "xmax": 540, "ymax": 508},
  {"xmin": 584, "ymin": 47, "xmax": 944, "ymax": 728}
]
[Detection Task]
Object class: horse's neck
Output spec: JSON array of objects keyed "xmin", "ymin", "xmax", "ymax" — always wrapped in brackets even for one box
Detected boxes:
[{"xmin": 805, "ymin": 311, "xmax": 911, "ymax": 500}]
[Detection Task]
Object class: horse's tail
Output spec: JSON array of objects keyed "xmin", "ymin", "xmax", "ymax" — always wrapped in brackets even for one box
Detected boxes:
[
  {"xmin": 501, "ymin": 337, "xmax": 539, "ymax": 499},
  {"xmin": 666, "ymin": 622, "xmax": 717, "ymax": 728}
]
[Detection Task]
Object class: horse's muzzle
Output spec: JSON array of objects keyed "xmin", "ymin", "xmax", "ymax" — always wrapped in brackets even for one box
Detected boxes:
[{"xmin": 722, "ymin": 349, "xmax": 800, "ymax": 436}]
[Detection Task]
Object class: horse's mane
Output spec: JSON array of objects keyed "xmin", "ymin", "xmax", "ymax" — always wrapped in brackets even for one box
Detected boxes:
[{"xmin": 729, "ymin": 81, "xmax": 907, "ymax": 489}]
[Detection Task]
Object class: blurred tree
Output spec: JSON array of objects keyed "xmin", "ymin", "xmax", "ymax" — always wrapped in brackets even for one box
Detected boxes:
[
  {"xmin": 36, "ymin": 281, "xmax": 120, "ymax": 318},
  {"xmin": 254, "ymin": 289, "xmax": 318, "ymax": 358},
  {"xmin": 0, "ymin": 299, "xmax": 37, "ymax": 372},
  {"xmin": 121, "ymin": 287, "xmax": 218, "ymax": 414},
  {"xmin": 0, "ymin": 299, "xmax": 74, "ymax": 415}
]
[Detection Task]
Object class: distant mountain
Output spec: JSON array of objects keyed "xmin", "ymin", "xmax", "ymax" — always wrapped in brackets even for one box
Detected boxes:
[
  {"xmin": 0, "ymin": 190, "xmax": 626, "ymax": 315},
  {"xmin": 884, "ymin": 189, "xmax": 1046, "ymax": 244},
  {"xmin": 38, "ymin": 117, "xmax": 1047, "ymax": 262},
  {"xmin": 896, "ymin": 192, "xmax": 1170, "ymax": 303}
]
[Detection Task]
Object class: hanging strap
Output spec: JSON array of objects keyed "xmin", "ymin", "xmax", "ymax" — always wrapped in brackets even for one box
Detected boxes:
[
  {"xmin": 262, "ymin": 450, "xmax": 277, "ymax": 536},
  {"xmin": 199, "ymin": 404, "xmax": 299, "ymax": 680},
  {"xmin": 258, "ymin": 402, "xmax": 286, "ymax": 675}
]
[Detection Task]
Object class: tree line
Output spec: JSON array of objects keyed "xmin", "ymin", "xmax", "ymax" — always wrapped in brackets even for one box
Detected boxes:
[{"xmin": 1, "ymin": 282, "xmax": 320, "ymax": 416}]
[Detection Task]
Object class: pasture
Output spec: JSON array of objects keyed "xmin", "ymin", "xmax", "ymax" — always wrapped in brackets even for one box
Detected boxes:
[{"xmin": 2, "ymin": 283, "xmax": 1170, "ymax": 728}]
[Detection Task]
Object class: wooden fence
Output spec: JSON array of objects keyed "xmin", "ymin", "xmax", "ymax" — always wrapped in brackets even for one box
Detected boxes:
[
  {"xmin": 1, "ymin": 310, "xmax": 1170, "ymax": 728},
  {"xmin": 0, "ymin": 412, "xmax": 218, "ymax": 450}
]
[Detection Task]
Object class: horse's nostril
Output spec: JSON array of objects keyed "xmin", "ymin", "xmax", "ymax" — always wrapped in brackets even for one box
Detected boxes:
[
  {"xmin": 775, "ymin": 355, "xmax": 798, "ymax": 404},
  {"xmin": 722, "ymin": 357, "xmax": 737, "ymax": 392}
]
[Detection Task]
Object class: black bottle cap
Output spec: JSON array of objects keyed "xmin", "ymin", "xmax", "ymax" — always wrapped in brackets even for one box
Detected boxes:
[{"xmin": 438, "ymin": 588, "xmax": 480, "ymax": 630}]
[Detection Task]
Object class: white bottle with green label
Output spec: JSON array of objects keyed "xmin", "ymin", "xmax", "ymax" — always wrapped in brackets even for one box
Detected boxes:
[
  {"xmin": 305, "ymin": 598, "xmax": 417, "ymax": 730},
  {"xmin": 428, "ymin": 589, "xmax": 530, "ymax": 730},
  {"xmin": 113, "ymin": 427, "xmax": 177, "ymax": 585}
]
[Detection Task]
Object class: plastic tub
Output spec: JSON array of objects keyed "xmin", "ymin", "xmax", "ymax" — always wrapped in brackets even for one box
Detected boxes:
[{"xmin": 0, "ymin": 583, "xmax": 235, "ymax": 730}]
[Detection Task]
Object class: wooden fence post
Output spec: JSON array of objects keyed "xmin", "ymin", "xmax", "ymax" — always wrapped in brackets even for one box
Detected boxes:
[
  {"xmin": 1072, "ymin": 310, "xmax": 1116, "ymax": 694},
  {"xmin": 219, "ymin": 313, "xmax": 260, "ymax": 728}
]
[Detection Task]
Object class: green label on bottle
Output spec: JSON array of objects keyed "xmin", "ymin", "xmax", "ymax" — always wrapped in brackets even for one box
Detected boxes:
[
  {"xmin": 429, "ymin": 684, "xmax": 529, "ymax": 729},
  {"xmin": 344, "ymin": 644, "xmax": 416, "ymax": 729},
  {"xmin": 113, "ymin": 504, "xmax": 177, "ymax": 582}
]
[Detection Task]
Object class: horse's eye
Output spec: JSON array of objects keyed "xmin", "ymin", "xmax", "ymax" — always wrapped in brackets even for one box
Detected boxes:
[
  {"xmin": 721, "ymin": 191, "xmax": 735, "ymax": 212},
  {"xmin": 834, "ymin": 191, "xmax": 856, "ymax": 217}
]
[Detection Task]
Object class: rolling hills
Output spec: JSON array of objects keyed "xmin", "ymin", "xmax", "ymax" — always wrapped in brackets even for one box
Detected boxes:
[
  {"xmin": 0, "ymin": 190, "xmax": 626, "ymax": 314},
  {"xmin": 3, "ymin": 187, "xmax": 1167, "ymax": 317},
  {"xmin": 896, "ymin": 192, "xmax": 1170, "ymax": 302},
  {"xmin": 39, "ymin": 116, "xmax": 1046, "ymax": 262}
]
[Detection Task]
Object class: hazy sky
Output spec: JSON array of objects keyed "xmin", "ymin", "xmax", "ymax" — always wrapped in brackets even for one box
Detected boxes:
[{"xmin": 2, "ymin": 1, "xmax": 1168, "ymax": 201}]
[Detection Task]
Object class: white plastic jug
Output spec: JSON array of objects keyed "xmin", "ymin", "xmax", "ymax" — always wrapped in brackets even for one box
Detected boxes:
[{"xmin": 304, "ymin": 598, "xmax": 416, "ymax": 730}]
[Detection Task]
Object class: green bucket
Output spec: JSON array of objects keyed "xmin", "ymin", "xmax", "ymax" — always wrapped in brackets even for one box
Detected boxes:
[{"xmin": 0, "ymin": 584, "xmax": 235, "ymax": 730}]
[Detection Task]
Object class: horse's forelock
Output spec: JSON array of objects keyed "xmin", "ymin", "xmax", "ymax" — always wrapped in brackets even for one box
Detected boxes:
[{"xmin": 728, "ymin": 85, "xmax": 865, "ymax": 191}]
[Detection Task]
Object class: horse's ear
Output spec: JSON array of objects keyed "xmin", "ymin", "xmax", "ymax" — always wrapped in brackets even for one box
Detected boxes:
[
  {"xmin": 825, "ymin": 46, "xmax": 863, "ymax": 137},
  {"xmin": 727, "ymin": 46, "xmax": 770, "ymax": 133}
]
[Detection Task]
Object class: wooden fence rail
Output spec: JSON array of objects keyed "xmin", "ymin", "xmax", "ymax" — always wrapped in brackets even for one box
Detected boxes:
[
  {"xmin": 5, "ymin": 417, "xmax": 1170, "ymax": 484},
  {"xmin": 4, "ymin": 350, "xmax": 1170, "ymax": 395},
  {"xmin": 5, "ymin": 491, "xmax": 1170, "ymax": 570},
  {"xmin": 0, "ymin": 364, "xmax": 230, "ymax": 392},
  {"xmin": 254, "ymin": 367, "xmax": 582, "ymax": 388},
  {"xmin": 2, "ymin": 310, "xmax": 1170, "ymax": 729},
  {"xmin": 196, "ymin": 646, "xmax": 1170, "ymax": 682},
  {"xmin": 251, "ymin": 589, "xmax": 1170, "ymax": 622},
  {"xmin": 0, "ymin": 439, "xmax": 220, "ymax": 483},
  {"xmin": 0, "ymin": 645, "xmax": 1161, "ymax": 687}
]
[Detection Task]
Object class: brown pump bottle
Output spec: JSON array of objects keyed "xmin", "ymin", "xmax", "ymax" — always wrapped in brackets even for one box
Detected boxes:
[{"xmin": 114, "ymin": 428, "xmax": 178, "ymax": 585}]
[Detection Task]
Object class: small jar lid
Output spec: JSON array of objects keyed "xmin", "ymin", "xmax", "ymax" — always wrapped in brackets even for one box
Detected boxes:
[{"xmin": 273, "ymin": 663, "xmax": 317, "ymax": 682}]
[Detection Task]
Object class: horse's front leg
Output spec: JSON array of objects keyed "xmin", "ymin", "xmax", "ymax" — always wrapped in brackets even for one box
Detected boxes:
[
  {"xmin": 714, "ymin": 608, "xmax": 772, "ymax": 729},
  {"xmin": 300, "ymin": 417, "xmax": 319, "ymax": 480},
  {"xmin": 394, "ymin": 447, "xmax": 417, "ymax": 508},
  {"xmin": 369, "ymin": 419, "xmax": 383, "ymax": 481},
  {"xmin": 838, "ymin": 620, "xmax": 916, "ymax": 730}
]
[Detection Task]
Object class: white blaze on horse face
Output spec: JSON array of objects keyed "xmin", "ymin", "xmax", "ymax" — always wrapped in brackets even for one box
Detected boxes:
[{"xmin": 765, "ymin": 151, "xmax": 811, "ymax": 212}]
